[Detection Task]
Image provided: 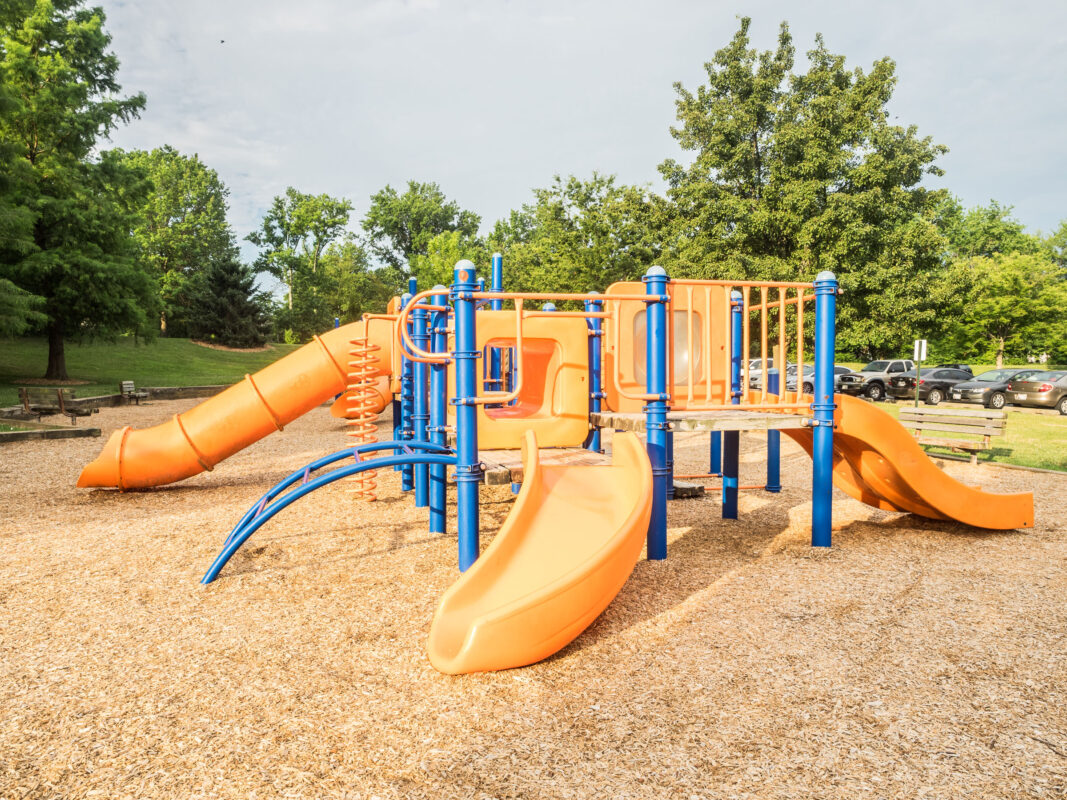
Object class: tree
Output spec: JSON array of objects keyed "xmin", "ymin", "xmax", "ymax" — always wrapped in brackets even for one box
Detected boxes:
[
  {"xmin": 936, "ymin": 197, "xmax": 1040, "ymax": 259},
  {"xmin": 1044, "ymin": 219, "xmax": 1067, "ymax": 269},
  {"xmin": 945, "ymin": 253, "xmax": 1066, "ymax": 366},
  {"xmin": 247, "ymin": 187, "xmax": 352, "ymax": 311},
  {"xmin": 409, "ymin": 230, "xmax": 488, "ymax": 290},
  {"xmin": 0, "ymin": 0, "xmax": 151, "ymax": 379},
  {"xmin": 659, "ymin": 18, "xmax": 949, "ymax": 358},
  {"xmin": 187, "ymin": 256, "xmax": 270, "ymax": 348},
  {"xmin": 362, "ymin": 180, "xmax": 480, "ymax": 271},
  {"xmin": 320, "ymin": 238, "xmax": 398, "ymax": 324},
  {"xmin": 121, "ymin": 145, "xmax": 235, "ymax": 336},
  {"xmin": 490, "ymin": 174, "xmax": 661, "ymax": 295}
]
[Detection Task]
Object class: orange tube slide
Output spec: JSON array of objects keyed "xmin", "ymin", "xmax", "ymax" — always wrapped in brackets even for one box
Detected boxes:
[
  {"xmin": 77, "ymin": 320, "xmax": 394, "ymax": 490},
  {"xmin": 785, "ymin": 394, "xmax": 1033, "ymax": 530}
]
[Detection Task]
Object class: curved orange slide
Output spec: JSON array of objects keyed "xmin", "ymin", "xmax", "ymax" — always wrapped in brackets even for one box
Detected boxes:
[
  {"xmin": 785, "ymin": 394, "xmax": 1033, "ymax": 529},
  {"xmin": 427, "ymin": 430, "xmax": 652, "ymax": 675},
  {"xmin": 77, "ymin": 319, "xmax": 394, "ymax": 490}
]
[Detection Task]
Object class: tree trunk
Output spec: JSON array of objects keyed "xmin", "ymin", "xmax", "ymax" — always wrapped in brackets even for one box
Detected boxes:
[
  {"xmin": 995, "ymin": 336, "xmax": 1004, "ymax": 369},
  {"xmin": 45, "ymin": 320, "xmax": 68, "ymax": 380}
]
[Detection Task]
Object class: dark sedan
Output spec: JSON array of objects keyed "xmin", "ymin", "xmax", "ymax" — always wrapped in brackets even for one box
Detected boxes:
[
  {"xmin": 1006, "ymin": 371, "xmax": 1067, "ymax": 414},
  {"xmin": 886, "ymin": 367, "xmax": 974, "ymax": 405},
  {"xmin": 949, "ymin": 368, "xmax": 1043, "ymax": 409}
]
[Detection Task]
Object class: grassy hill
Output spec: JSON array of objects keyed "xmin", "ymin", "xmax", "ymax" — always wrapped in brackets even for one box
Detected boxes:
[{"xmin": 0, "ymin": 337, "xmax": 300, "ymax": 408}]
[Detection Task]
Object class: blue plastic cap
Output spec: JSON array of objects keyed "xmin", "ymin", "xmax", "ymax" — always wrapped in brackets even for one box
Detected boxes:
[
  {"xmin": 646, "ymin": 265, "xmax": 667, "ymax": 277},
  {"xmin": 400, "ymin": 292, "xmax": 412, "ymax": 302},
  {"xmin": 588, "ymin": 290, "xmax": 600, "ymax": 295},
  {"xmin": 431, "ymin": 284, "xmax": 447, "ymax": 292},
  {"xmin": 730, "ymin": 289, "xmax": 743, "ymax": 300},
  {"xmin": 492, "ymin": 252, "xmax": 502, "ymax": 260},
  {"xmin": 453, "ymin": 259, "xmax": 477, "ymax": 284},
  {"xmin": 816, "ymin": 270, "xmax": 836, "ymax": 282},
  {"xmin": 542, "ymin": 302, "xmax": 557, "ymax": 312}
]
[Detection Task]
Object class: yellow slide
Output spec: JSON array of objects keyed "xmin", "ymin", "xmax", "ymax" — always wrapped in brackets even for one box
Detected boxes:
[
  {"xmin": 785, "ymin": 394, "xmax": 1034, "ymax": 529},
  {"xmin": 77, "ymin": 319, "xmax": 393, "ymax": 490},
  {"xmin": 427, "ymin": 431, "xmax": 653, "ymax": 675}
]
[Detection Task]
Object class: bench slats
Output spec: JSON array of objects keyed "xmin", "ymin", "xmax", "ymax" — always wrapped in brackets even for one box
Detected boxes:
[
  {"xmin": 898, "ymin": 420, "xmax": 1005, "ymax": 436},
  {"xmin": 899, "ymin": 407, "xmax": 1006, "ymax": 419}
]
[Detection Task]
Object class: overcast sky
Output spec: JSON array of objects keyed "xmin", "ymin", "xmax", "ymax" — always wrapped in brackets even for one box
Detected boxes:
[{"xmin": 99, "ymin": 0, "xmax": 1067, "ymax": 266}]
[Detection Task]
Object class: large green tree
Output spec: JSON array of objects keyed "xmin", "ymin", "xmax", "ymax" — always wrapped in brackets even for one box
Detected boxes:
[
  {"xmin": 187, "ymin": 255, "xmax": 270, "ymax": 348},
  {"xmin": 247, "ymin": 187, "xmax": 352, "ymax": 313},
  {"xmin": 660, "ymin": 18, "xmax": 949, "ymax": 358},
  {"xmin": 489, "ymin": 173, "xmax": 661, "ymax": 294},
  {"xmin": 121, "ymin": 145, "xmax": 235, "ymax": 336},
  {"xmin": 936, "ymin": 197, "xmax": 1040, "ymax": 259},
  {"xmin": 945, "ymin": 253, "xmax": 1067, "ymax": 366},
  {"xmin": 0, "ymin": 0, "xmax": 151, "ymax": 379},
  {"xmin": 362, "ymin": 180, "xmax": 480, "ymax": 272}
]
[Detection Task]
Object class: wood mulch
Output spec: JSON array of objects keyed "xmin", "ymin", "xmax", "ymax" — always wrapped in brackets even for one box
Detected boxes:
[{"xmin": 0, "ymin": 400, "xmax": 1064, "ymax": 799}]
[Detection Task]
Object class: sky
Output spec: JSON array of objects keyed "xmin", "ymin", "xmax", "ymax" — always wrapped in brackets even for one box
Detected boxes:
[{"xmin": 99, "ymin": 0, "xmax": 1067, "ymax": 266}]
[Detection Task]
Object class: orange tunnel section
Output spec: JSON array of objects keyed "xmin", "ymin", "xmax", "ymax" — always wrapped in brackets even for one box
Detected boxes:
[{"xmin": 77, "ymin": 319, "xmax": 394, "ymax": 490}]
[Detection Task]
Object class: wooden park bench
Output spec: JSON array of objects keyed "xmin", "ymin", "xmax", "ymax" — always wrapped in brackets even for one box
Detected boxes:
[
  {"xmin": 18, "ymin": 387, "xmax": 100, "ymax": 426},
  {"xmin": 898, "ymin": 406, "xmax": 1007, "ymax": 465},
  {"xmin": 120, "ymin": 380, "xmax": 149, "ymax": 404}
]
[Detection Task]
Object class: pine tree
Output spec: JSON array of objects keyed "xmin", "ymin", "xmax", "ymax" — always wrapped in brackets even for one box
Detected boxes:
[{"xmin": 188, "ymin": 257, "xmax": 270, "ymax": 348}]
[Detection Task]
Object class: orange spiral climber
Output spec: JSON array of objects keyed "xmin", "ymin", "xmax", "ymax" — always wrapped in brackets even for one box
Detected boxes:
[{"xmin": 346, "ymin": 336, "xmax": 381, "ymax": 501}]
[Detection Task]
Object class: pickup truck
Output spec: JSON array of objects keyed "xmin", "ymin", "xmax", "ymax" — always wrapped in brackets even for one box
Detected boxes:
[{"xmin": 836, "ymin": 359, "xmax": 915, "ymax": 401}]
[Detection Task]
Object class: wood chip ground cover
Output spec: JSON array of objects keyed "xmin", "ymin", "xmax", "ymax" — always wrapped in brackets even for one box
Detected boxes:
[{"xmin": 0, "ymin": 400, "xmax": 1064, "ymax": 799}]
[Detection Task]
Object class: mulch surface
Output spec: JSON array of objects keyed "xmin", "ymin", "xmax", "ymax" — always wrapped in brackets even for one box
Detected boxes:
[{"xmin": 1, "ymin": 400, "xmax": 1064, "ymax": 799}]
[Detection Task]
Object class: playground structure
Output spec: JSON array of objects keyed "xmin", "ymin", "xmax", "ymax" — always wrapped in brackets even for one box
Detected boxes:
[{"xmin": 77, "ymin": 257, "xmax": 1035, "ymax": 674}]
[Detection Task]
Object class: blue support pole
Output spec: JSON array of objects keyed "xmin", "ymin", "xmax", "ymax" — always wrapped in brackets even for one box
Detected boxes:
[
  {"xmin": 709, "ymin": 431, "xmax": 722, "ymax": 476},
  {"xmin": 722, "ymin": 290, "xmax": 743, "ymax": 520},
  {"xmin": 452, "ymin": 260, "xmax": 482, "ymax": 571},
  {"xmin": 488, "ymin": 253, "xmax": 504, "ymax": 390},
  {"xmin": 393, "ymin": 293, "xmax": 410, "ymax": 472},
  {"xmin": 399, "ymin": 291, "xmax": 415, "ymax": 489},
  {"xmin": 766, "ymin": 372, "xmax": 781, "ymax": 493},
  {"xmin": 412, "ymin": 297, "xmax": 430, "ymax": 508},
  {"xmin": 583, "ymin": 295, "xmax": 604, "ymax": 453},
  {"xmin": 428, "ymin": 285, "xmax": 449, "ymax": 533},
  {"xmin": 812, "ymin": 271, "xmax": 838, "ymax": 547},
  {"xmin": 643, "ymin": 266, "xmax": 670, "ymax": 560}
]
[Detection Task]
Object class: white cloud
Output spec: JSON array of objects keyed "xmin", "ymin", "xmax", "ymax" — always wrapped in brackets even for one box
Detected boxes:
[{"xmin": 99, "ymin": 0, "xmax": 1067, "ymax": 262}]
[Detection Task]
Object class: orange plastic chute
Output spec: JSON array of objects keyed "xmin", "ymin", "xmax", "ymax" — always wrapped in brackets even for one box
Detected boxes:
[
  {"xmin": 785, "ymin": 394, "xmax": 1033, "ymax": 530},
  {"xmin": 426, "ymin": 430, "xmax": 652, "ymax": 674},
  {"xmin": 77, "ymin": 319, "xmax": 393, "ymax": 490}
]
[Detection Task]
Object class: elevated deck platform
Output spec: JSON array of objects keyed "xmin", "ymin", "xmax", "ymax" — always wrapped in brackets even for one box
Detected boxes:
[
  {"xmin": 590, "ymin": 409, "xmax": 810, "ymax": 433},
  {"xmin": 479, "ymin": 448, "xmax": 610, "ymax": 485}
]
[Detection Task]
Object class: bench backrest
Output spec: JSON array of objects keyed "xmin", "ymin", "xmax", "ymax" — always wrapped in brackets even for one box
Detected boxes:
[{"xmin": 898, "ymin": 407, "xmax": 1006, "ymax": 439}]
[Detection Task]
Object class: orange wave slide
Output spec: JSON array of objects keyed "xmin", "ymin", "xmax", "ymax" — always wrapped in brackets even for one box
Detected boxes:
[
  {"xmin": 77, "ymin": 320, "xmax": 393, "ymax": 490},
  {"xmin": 786, "ymin": 394, "xmax": 1033, "ymax": 530},
  {"xmin": 427, "ymin": 430, "xmax": 652, "ymax": 674}
]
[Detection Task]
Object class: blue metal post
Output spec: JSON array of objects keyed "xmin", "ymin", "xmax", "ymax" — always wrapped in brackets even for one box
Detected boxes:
[
  {"xmin": 722, "ymin": 290, "xmax": 742, "ymax": 520},
  {"xmin": 399, "ymin": 292, "xmax": 415, "ymax": 490},
  {"xmin": 709, "ymin": 431, "xmax": 722, "ymax": 476},
  {"xmin": 452, "ymin": 260, "xmax": 481, "ymax": 570},
  {"xmin": 393, "ymin": 293, "xmax": 410, "ymax": 472},
  {"xmin": 428, "ymin": 286, "xmax": 449, "ymax": 534},
  {"xmin": 812, "ymin": 271, "xmax": 838, "ymax": 547},
  {"xmin": 766, "ymin": 372, "xmax": 781, "ymax": 493},
  {"xmin": 412, "ymin": 297, "xmax": 430, "ymax": 508},
  {"xmin": 643, "ymin": 266, "xmax": 670, "ymax": 560},
  {"xmin": 583, "ymin": 295, "xmax": 604, "ymax": 453},
  {"xmin": 488, "ymin": 253, "xmax": 504, "ymax": 390}
]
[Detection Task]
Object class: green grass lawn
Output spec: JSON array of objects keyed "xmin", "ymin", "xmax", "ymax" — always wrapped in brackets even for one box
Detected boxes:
[
  {"xmin": 0, "ymin": 337, "xmax": 300, "ymax": 408},
  {"xmin": 879, "ymin": 401, "xmax": 1067, "ymax": 472}
]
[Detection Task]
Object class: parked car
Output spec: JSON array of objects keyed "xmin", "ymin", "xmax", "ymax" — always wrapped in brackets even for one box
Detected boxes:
[
  {"xmin": 886, "ymin": 367, "xmax": 973, "ymax": 405},
  {"xmin": 949, "ymin": 368, "xmax": 1043, "ymax": 409},
  {"xmin": 837, "ymin": 359, "xmax": 915, "ymax": 401},
  {"xmin": 933, "ymin": 363, "xmax": 973, "ymax": 374},
  {"xmin": 796, "ymin": 365, "xmax": 852, "ymax": 394},
  {"xmin": 1005, "ymin": 370, "xmax": 1067, "ymax": 414}
]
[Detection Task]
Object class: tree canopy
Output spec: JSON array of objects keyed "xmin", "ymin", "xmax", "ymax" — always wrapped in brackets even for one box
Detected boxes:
[
  {"xmin": 659, "ymin": 17, "xmax": 949, "ymax": 357},
  {"xmin": 0, "ymin": 0, "xmax": 150, "ymax": 378},
  {"xmin": 362, "ymin": 180, "xmax": 480, "ymax": 271}
]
